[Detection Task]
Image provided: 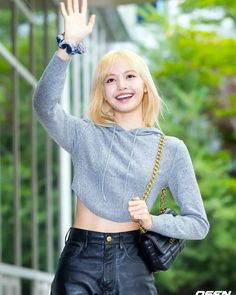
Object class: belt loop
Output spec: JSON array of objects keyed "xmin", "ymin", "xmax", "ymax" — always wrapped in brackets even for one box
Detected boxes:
[
  {"xmin": 84, "ymin": 230, "xmax": 88, "ymax": 248},
  {"xmin": 64, "ymin": 227, "xmax": 71, "ymax": 244},
  {"xmin": 119, "ymin": 234, "xmax": 124, "ymax": 250}
]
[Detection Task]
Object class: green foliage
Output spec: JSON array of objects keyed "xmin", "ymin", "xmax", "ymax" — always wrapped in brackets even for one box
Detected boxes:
[
  {"xmin": 138, "ymin": 2, "xmax": 236, "ymax": 294},
  {"xmin": 0, "ymin": 8, "xmax": 60, "ymax": 271},
  {"xmin": 180, "ymin": 0, "xmax": 236, "ymax": 24}
]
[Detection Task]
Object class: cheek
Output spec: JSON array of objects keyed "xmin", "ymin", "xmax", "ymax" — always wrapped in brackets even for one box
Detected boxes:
[
  {"xmin": 104, "ymin": 85, "xmax": 115, "ymax": 99},
  {"xmin": 134, "ymin": 79, "xmax": 145, "ymax": 94},
  {"xmin": 136, "ymin": 85, "xmax": 145, "ymax": 97},
  {"xmin": 103, "ymin": 85, "xmax": 109, "ymax": 99}
]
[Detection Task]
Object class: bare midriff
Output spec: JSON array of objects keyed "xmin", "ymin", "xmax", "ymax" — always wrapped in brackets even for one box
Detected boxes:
[{"xmin": 73, "ymin": 197, "xmax": 140, "ymax": 233}]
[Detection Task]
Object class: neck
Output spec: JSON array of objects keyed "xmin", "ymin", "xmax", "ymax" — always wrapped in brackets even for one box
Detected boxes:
[{"xmin": 114, "ymin": 112, "xmax": 144, "ymax": 131}]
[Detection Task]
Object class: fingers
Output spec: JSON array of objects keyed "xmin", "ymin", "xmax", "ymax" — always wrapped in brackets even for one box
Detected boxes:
[
  {"xmin": 67, "ymin": 0, "xmax": 73, "ymax": 14},
  {"xmin": 88, "ymin": 14, "xmax": 96, "ymax": 32},
  {"xmin": 131, "ymin": 213, "xmax": 152, "ymax": 230},
  {"xmin": 80, "ymin": 0, "xmax": 87, "ymax": 14},
  {"xmin": 128, "ymin": 199, "xmax": 149, "ymax": 216},
  {"xmin": 130, "ymin": 207, "xmax": 149, "ymax": 215},
  {"xmin": 128, "ymin": 197, "xmax": 145, "ymax": 207},
  {"xmin": 128, "ymin": 196, "xmax": 150, "ymax": 221},
  {"xmin": 131, "ymin": 213, "xmax": 148, "ymax": 220},
  {"xmin": 60, "ymin": 2, "xmax": 68, "ymax": 17},
  {"xmin": 73, "ymin": 0, "xmax": 79, "ymax": 12},
  {"xmin": 60, "ymin": 0, "xmax": 90, "ymax": 16},
  {"xmin": 129, "ymin": 210, "xmax": 149, "ymax": 221}
]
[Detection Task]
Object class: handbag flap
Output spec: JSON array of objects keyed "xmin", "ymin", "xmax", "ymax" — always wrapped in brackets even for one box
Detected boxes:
[
  {"xmin": 143, "ymin": 232, "xmax": 174, "ymax": 255},
  {"xmin": 141, "ymin": 231, "xmax": 185, "ymax": 255}
]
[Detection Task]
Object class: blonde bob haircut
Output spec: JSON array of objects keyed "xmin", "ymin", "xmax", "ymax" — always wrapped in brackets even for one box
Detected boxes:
[{"xmin": 87, "ymin": 49, "xmax": 163, "ymax": 128}]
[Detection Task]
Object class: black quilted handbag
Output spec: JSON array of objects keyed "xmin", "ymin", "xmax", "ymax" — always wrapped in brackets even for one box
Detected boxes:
[{"xmin": 138, "ymin": 135, "xmax": 186, "ymax": 272}]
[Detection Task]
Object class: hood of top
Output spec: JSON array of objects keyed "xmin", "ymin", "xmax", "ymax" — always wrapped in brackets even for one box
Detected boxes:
[{"xmin": 109, "ymin": 123, "xmax": 164, "ymax": 136}]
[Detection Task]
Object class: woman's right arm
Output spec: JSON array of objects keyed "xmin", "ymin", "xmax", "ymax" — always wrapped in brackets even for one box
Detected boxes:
[
  {"xmin": 33, "ymin": 52, "xmax": 79, "ymax": 153},
  {"xmin": 33, "ymin": 0, "xmax": 95, "ymax": 153}
]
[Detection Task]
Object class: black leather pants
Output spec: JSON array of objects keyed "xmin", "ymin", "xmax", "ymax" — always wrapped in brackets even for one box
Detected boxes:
[{"xmin": 51, "ymin": 227, "xmax": 157, "ymax": 295}]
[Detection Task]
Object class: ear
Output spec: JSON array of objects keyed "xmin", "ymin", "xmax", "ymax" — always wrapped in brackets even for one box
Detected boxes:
[{"xmin": 143, "ymin": 83, "xmax": 147, "ymax": 93}]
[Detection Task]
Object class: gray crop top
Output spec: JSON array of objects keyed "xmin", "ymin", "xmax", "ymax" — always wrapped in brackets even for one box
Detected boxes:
[{"xmin": 33, "ymin": 52, "xmax": 210, "ymax": 240}]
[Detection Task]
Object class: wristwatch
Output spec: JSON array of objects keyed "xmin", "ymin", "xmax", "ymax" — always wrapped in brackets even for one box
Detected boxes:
[{"xmin": 56, "ymin": 33, "xmax": 86, "ymax": 55}]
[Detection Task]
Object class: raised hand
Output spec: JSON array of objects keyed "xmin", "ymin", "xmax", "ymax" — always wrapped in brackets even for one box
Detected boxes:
[{"xmin": 60, "ymin": 0, "xmax": 96, "ymax": 44}]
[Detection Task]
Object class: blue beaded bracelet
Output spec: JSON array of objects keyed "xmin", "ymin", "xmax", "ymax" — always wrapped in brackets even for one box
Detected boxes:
[{"xmin": 56, "ymin": 33, "xmax": 86, "ymax": 55}]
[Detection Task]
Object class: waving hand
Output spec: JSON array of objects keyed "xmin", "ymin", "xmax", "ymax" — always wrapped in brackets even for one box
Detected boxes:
[{"xmin": 59, "ymin": 0, "xmax": 96, "ymax": 44}]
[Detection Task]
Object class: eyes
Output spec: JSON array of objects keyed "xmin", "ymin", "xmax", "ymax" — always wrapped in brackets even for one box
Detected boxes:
[{"xmin": 105, "ymin": 74, "xmax": 136, "ymax": 84}]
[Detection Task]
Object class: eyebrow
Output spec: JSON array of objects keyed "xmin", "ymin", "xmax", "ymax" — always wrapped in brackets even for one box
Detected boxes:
[{"xmin": 105, "ymin": 70, "xmax": 137, "ymax": 78}]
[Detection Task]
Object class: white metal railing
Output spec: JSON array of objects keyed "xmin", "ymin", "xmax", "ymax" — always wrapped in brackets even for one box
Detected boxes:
[
  {"xmin": 0, "ymin": 42, "xmax": 37, "ymax": 87},
  {"xmin": 0, "ymin": 274, "xmax": 21, "ymax": 295},
  {"xmin": 0, "ymin": 263, "xmax": 53, "ymax": 295}
]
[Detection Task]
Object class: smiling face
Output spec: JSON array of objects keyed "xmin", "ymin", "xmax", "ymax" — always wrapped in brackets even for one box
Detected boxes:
[
  {"xmin": 103, "ymin": 59, "xmax": 146, "ymax": 118},
  {"xmin": 89, "ymin": 49, "xmax": 162, "ymax": 128}
]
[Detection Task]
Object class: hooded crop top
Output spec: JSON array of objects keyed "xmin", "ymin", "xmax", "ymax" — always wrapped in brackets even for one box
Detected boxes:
[{"xmin": 32, "ymin": 52, "xmax": 210, "ymax": 240}]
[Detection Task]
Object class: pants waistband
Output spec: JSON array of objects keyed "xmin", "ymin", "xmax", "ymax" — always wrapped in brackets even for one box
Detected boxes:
[{"xmin": 66, "ymin": 227, "xmax": 141, "ymax": 245}]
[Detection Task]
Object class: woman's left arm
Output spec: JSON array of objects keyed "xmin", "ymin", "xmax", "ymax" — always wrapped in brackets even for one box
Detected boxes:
[{"xmin": 149, "ymin": 140, "xmax": 210, "ymax": 240}]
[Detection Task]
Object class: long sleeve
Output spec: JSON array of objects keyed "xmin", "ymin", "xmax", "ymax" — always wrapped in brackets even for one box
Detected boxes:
[
  {"xmin": 33, "ymin": 52, "xmax": 88, "ymax": 154},
  {"xmin": 150, "ymin": 139, "xmax": 210, "ymax": 240}
]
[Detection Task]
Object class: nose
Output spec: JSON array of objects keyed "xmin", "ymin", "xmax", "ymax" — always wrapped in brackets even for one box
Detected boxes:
[{"xmin": 117, "ymin": 77, "xmax": 127, "ymax": 90}]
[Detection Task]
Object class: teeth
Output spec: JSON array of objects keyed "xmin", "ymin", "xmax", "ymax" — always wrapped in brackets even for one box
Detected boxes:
[{"xmin": 116, "ymin": 94, "xmax": 133, "ymax": 99}]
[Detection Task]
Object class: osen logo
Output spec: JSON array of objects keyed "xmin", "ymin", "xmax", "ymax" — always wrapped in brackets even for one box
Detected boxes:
[{"xmin": 195, "ymin": 292, "xmax": 232, "ymax": 295}]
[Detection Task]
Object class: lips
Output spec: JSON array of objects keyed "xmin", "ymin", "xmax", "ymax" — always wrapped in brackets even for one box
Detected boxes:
[{"xmin": 115, "ymin": 93, "xmax": 134, "ymax": 100}]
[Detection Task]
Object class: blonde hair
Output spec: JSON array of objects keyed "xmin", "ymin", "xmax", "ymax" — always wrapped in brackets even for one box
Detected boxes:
[{"xmin": 87, "ymin": 49, "xmax": 163, "ymax": 128}]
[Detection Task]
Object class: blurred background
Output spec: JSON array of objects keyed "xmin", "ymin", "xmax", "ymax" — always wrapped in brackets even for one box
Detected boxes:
[{"xmin": 0, "ymin": 0, "xmax": 235, "ymax": 294}]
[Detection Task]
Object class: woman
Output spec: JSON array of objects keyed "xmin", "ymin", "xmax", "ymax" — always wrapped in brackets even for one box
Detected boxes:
[{"xmin": 33, "ymin": 0, "xmax": 210, "ymax": 294}]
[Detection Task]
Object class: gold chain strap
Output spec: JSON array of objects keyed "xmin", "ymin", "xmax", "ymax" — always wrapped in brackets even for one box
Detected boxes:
[
  {"xmin": 139, "ymin": 135, "xmax": 167, "ymax": 233},
  {"xmin": 142, "ymin": 135, "xmax": 166, "ymax": 204},
  {"xmin": 160, "ymin": 187, "xmax": 167, "ymax": 213}
]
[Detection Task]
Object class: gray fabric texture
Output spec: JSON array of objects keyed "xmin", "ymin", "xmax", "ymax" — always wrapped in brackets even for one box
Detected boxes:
[{"xmin": 33, "ymin": 52, "xmax": 210, "ymax": 240}]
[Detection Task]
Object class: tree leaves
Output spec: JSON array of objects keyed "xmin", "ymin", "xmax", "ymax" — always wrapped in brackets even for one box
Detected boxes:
[{"xmin": 138, "ymin": 1, "xmax": 236, "ymax": 293}]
